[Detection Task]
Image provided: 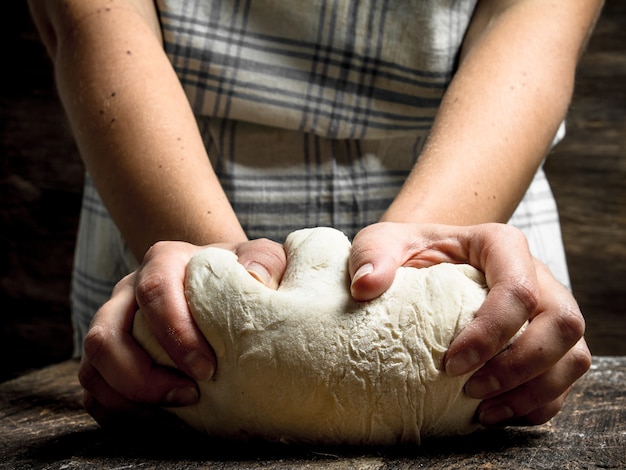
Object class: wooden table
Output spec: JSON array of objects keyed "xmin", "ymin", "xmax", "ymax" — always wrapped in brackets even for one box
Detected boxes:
[{"xmin": 1, "ymin": 357, "xmax": 624, "ymax": 469}]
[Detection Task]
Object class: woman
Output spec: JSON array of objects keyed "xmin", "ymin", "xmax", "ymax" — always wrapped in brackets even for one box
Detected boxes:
[{"xmin": 28, "ymin": 0, "xmax": 601, "ymax": 429}]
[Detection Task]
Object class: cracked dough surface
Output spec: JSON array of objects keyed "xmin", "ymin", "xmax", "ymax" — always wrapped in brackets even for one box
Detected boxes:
[{"xmin": 133, "ymin": 227, "xmax": 488, "ymax": 445}]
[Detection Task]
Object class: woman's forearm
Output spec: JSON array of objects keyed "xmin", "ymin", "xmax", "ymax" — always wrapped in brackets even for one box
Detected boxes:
[
  {"xmin": 29, "ymin": 0, "xmax": 246, "ymax": 260},
  {"xmin": 383, "ymin": 0, "xmax": 603, "ymax": 226}
]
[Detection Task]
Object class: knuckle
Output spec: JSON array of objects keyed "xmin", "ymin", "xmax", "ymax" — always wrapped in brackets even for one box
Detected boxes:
[
  {"xmin": 78, "ymin": 362, "xmax": 96, "ymax": 392},
  {"xmin": 81, "ymin": 392, "xmax": 110, "ymax": 426},
  {"xmin": 520, "ymin": 385, "xmax": 545, "ymax": 413},
  {"xmin": 143, "ymin": 240, "xmax": 170, "ymax": 261},
  {"xmin": 488, "ymin": 223, "xmax": 527, "ymax": 246},
  {"xmin": 249, "ymin": 237, "xmax": 272, "ymax": 246},
  {"xmin": 509, "ymin": 275, "xmax": 539, "ymax": 315},
  {"xmin": 128, "ymin": 384, "xmax": 149, "ymax": 404},
  {"xmin": 554, "ymin": 304, "xmax": 586, "ymax": 347},
  {"xmin": 490, "ymin": 222, "xmax": 515, "ymax": 236},
  {"xmin": 512, "ymin": 384, "xmax": 549, "ymax": 416},
  {"xmin": 82, "ymin": 324, "xmax": 108, "ymax": 362},
  {"xmin": 349, "ymin": 236, "xmax": 376, "ymax": 260},
  {"xmin": 570, "ymin": 341, "xmax": 593, "ymax": 378},
  {"xmin": 127, "ymin": 369, "xmax": 161, "ymax": 404},
  {"xmin": 79, "ymin": 326, "xmax": 116, "ymax": 392},
  {"xmin": 506, "ymin": 356, "xmax": 534, "ymax": 384},
  {"xmin": 471, "ymin": 315, "xmax": 500, "ymax": 347},
  {"xmin": 110, "ymin": 272, "xmax": 134, "ymax": 296},
  {"xmin": 82, "ymin": 391, "xmax": 96, "ymax": 413},
  {"xmin": 135, "ymin": 272, "xmax": 169, "ymax": 309},
  {"xmin": 351, "ymin": 223, "xmax": 395, "ymax": 254},
  {"xmin": 482, "ymin": 319, "xmax": 507, "ymax": 351},
  {"xmin": 525, "ymin": 400, "xmax": 562, "ymax": 425},
  {"xmin": 248, "ymin": 238, "xmax": 287, "ymax": 265},
  {"xmin": 470, "ymin": 318, "xmax": 512, "ymax": 360},
  {"xmin": 141, "ymin": 240, "xmax": 187, "ymax": 269}
]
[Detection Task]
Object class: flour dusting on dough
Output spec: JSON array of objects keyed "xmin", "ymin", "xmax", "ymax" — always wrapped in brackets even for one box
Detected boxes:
[{"xmin": 133, "ymin": 227, "xmax": 489, "ymax": 445}]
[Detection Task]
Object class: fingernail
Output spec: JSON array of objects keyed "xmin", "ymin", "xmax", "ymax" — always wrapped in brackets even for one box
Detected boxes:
[
  {"xmin": 183, "ymin": 351, "xmax": 214, "ymax": 382},
  {"xmin": 352, "ymin": 263, "xmax": 374, "ymax": 285},
  {"xmin": 479, "ymin": 405, "xmax": 514, "ymax": 425},
  {"xmin": 446, "ymin": 348, "xmax": 481, "ymax": 376},
  {"xmin": 165, "ymin": 386, "xmax": 198, "ymax": 406},
  {"xmin": 246, "ymin": 262, "xmax": 271, "ymax": 286},
  {"xmin": 466, "ymin": 375, "xmax": 501, "ymax": 398}
]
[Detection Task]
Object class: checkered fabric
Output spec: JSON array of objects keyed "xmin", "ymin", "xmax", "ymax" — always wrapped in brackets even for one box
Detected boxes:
[{"xmin": 71, "ymin": 0, "xmax": 570, "ymax": 354}]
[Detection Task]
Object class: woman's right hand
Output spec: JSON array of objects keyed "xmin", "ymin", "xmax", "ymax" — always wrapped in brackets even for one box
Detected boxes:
[{"xmin": 78, "ymin": 238, "xmax": 286, "ymax": 426}]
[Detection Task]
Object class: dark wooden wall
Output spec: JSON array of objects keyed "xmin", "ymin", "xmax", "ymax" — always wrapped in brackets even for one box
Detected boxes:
[
  {"xmin": 543, "ymin": 0, "xmax": 626, "ymax": 356},
  {"xmin": 1, "ymin": 2, "xmax": 624, "ymax": 382},
  {"xmin": 1, "ymin": 3, "xmax": 79, "ymax": 381}
]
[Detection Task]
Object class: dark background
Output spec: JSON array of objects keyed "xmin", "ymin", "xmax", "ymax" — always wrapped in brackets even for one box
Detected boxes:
[{"xmin": 1, "ymin": 2, "xmax": 624, "ymax": 382}]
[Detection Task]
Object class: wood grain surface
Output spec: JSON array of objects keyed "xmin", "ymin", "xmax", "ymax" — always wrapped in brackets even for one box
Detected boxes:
[
  {"xmin": 1, "ymin": 357, "xmax": 624, "ymax": 469},
  {"xmin": 0, "ymin": 2, "xmax": 624, "ymax": 382}
]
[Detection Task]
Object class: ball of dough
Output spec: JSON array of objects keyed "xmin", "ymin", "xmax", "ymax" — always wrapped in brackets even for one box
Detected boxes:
[{"xmin": 133, "ymin": 227, "xmax": 488, "ymax": 445}]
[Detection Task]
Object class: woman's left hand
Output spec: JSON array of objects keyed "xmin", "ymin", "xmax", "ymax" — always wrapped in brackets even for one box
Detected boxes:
[{"xmin": 349, "ymin": 222, "xmax": 591, "ymax": 426}]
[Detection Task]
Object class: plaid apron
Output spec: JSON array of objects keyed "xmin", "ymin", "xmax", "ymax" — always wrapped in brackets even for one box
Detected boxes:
[{"xmin": 71, "ymin": 0, "xmax": 570, "ymax": 353}]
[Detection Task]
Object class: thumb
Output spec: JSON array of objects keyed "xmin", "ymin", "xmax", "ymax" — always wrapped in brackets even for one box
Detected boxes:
[
  {"xmin": 349, "ymin": 224, "xmax": 407, "ymax": 301},
  {"xmin": 234, "ymin": 239, "xmax": 287, "ymax": 290}
]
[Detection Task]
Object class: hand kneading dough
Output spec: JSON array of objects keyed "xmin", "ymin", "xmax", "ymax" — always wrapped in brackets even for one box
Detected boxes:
[{"xmin": 133, "ymin": 227, "xmax": 489, "ymax": 445}]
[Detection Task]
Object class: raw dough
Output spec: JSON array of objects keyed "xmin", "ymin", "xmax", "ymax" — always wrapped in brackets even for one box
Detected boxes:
[{"xmin": 133, "ymin": 227, "xmax": 489, "ymax": 445}]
